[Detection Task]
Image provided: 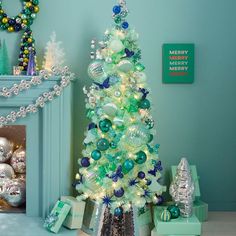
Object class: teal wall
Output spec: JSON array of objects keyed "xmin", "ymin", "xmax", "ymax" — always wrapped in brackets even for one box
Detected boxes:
[{"xmin": 1, "ymin": 0, "xmax": 236, "ymax": 211}]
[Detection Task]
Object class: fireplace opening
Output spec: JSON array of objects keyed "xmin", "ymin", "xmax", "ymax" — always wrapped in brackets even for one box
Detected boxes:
[{"xmin": 0, "ymin": 126, "xmax": 26, "ymax": 213}]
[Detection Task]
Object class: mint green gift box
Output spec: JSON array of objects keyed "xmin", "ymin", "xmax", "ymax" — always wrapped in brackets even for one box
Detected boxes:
[
  {"xmin": 136, "ymin": 206, "xmax": 153, "ymax": 236},
  {"xmin": 61, "ymin": 196, "xmax": 85, "ymax": 229},
  {"xmin": 153, "ymin": 207, "xmax": 201, "ymax": 236},
  {"xmin": 46, "ymin": 200, "xmax": 71, "ymax": 234}
]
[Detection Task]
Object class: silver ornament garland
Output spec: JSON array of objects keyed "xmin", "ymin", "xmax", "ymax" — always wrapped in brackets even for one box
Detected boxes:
[
  {"xmin": 169, "ymin": 158, "xmax": 195, "ymax": 217},
  {"xmin": 0, "ymin": 66, "xmax": 75, "ymax": 127}
]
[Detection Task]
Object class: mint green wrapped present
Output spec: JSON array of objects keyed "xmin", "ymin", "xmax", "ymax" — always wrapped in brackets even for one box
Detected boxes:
[
  {"xmin": 44, "ymin": 200, "xmax": 71, "ymax": 233},
  {"xmin": 61, "ymin": 196, "xmax": 85, "ymax": 229}
]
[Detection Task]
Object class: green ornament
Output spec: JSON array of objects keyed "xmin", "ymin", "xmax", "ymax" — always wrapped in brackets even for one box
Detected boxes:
[
  {"xmin": 167, "ymin": 205, "xmax": 180, "ymax": 219},
  {"xmin": 99, "ymin": 119, "xmax": 112, "ymax": 133},
  {"xmin": 160, "ymin": 209, "xmax": 171, "ymax": 222},
  {"xmin": 135, "ymin": 151, "xmax": 147, "ymax": 164},
  {"xmin": 98, "ymin": 166, "xmax": 107, "ymax": 178},
  {"xmin": 91, "ymin": 150, "xmax": 102, "ymax": 161},
  {"xmin": 110, "ymin": 141, "xmax": 117, "ymax": 149},
  {"xmin": 123, "ymin": 159, "xmax": 134, "ymax": 173},
  {"xmin": 97, "ymin": 138, "xmax": 110, "ymax": 151},
  {"xmin": 114, "ymin": 16, "xmax": 122, "ymax": 24},
  {"xmin": 109, "ymin": 163, "xmax": 117, "ymax": 171},
  {"xmin": 148, "ymin": 134, "xmax": 154, "ymax": 143},
  {"xmin": 128, "ymin": 98, "xmax": 139, "ymax": 112},
  {"xmin": 33, "ymin": 0, "xmax": 39, "ymax": 5},
  {"xmin": 135, "ymin": 63, "xmax": 145, "ymax": 72},
  {"xmin": 139, "ymin": 99, "xmax": 150, "ymax": 109}
]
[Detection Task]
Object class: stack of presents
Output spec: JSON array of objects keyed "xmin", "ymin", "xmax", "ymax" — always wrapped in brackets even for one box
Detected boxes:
[{"xmin": 44, "ymin": 164, "xmax": 208, "ymax": 235}]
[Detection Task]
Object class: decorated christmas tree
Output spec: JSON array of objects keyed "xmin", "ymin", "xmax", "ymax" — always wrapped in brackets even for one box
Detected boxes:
[
  {"xmin": 76, "ymin": 0, "xmax": 165, "ymax": 216},
  {"xmin": 0, "ymin": 39, "xmax": 10, "ymax": 75},
  {"xmin": 42, "ymin": 32, "xmax": 65, "ymax": 71},
  {"xmin": 18, "ymin": 28, "xmax": 37, "ymax": 73}
]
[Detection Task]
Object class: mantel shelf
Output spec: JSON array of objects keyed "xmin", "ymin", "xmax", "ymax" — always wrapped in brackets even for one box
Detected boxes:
[{"xmin": 0, "ymin": 75, "xmax": 61, "ymax": 82}]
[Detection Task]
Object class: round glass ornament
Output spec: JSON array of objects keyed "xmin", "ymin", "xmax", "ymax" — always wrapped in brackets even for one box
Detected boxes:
[
  {"xmin": 135, "ymin": 151, "xmax": 147, "ymax": 164},
  {"xmin": 167, "ymin": 205, "xmax": 180, "ymax": 219},
  {"xmin": 88, "ymin": 60, "xmax": 107, "ymax": 83},
  {"xmin": 97, "ymin": 138, "xmax": 110, "ymax": 151},
  {"xmin": 99, "ymin": 119, "xmax": 112, "ymax": 133},
  {"xmin": 91, "ymin": 150, "xmax": 102, "ymax": 161}
]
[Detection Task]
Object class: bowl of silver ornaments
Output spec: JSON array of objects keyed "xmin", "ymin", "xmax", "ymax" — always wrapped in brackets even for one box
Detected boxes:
[
  {"xmin": 10, "ymin": 148, "xmax": 26, "ymax": 174},
  {"xmin": 3, "ymin": 178, "xmax": 26, "ymax": 207},
  {"xmin": 0, "ymin": 137, "xmax": 13, "ymax": 163}
]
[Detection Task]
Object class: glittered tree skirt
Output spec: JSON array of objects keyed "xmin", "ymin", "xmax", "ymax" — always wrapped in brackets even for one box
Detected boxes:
[
  {"xmin": 99, "ymin": 207, "xmax": 135, "ymax": 236},
  {"xmin": 82, "ymin": 201, "xmax": 138, "ymax": 236}
]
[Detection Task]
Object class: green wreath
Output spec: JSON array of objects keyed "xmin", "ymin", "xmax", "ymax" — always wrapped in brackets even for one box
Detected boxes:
[{"xmin": 0, "ymin": 0, "xmax": 39, "ymax": 33}]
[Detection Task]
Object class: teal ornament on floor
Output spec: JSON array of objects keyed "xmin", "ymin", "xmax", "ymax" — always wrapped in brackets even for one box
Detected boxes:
[
  {"xmin": 99, "ymin": 119, "xmax": 112, "ymax": 133},
  {"xmin": 97, "ymin": 138, "xmax": 110, "ymax": 151},
  {"xmin": 91, "ymin": 150, "xmax": 102, "ymax": 160},
  {"xmin": 167, "ymin": 205, "xmax": 181, "ymax": 219},
  {"xmin": 135, "ymin": 151, "xmax": 147, "ymax": 164},
  {"xmin": 160, "ymin": 209, "xmax": 171, "ymax": 222}
]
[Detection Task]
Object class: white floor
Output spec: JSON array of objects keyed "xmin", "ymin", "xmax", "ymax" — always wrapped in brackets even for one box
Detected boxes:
[
  {"xmin": 201, "ymin": 212, "xmax": 236, "ymax": 236},
  {"xmin": 78, "ymin": 212, "xmax": 236, "ymax": 236},
  {"xmin": 0, "ymin": 212, "xmax": 235, "ymax": 236}
]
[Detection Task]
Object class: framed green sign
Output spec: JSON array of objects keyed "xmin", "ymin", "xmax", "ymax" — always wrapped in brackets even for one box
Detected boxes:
[{"xmin": 162, "ymin": 43, "xmax": 194, "ymax": 84}]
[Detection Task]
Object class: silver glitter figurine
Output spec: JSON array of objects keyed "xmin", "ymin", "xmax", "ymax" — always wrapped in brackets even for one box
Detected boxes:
[{"xmin": 169, "ymin": 158, "xmax": 195, "ymax": 217}]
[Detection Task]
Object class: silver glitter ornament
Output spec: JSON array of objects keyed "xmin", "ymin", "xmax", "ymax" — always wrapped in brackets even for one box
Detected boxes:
[
  {"xmin": 10, "ymin": 148, "xmax": 26, "ymax": 174},
  {"xmin": 4, "ymin": 178, "xmax": 26, "ymax": 207},
  {"xmin": 0, "ymin": 137, "xmax": 13, "ymax": 163},
  {"xmin": 0, "ymin": 164, "xmax": 15, "ymax": 179},
  {"xmin": 169, "ymin": 158, "xmax": 195, "ymax": 217}
]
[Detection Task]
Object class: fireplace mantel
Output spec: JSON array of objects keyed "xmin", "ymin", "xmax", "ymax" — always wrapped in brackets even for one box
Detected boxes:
[{"xmin": 0, "ymin": 76, "xmax": 74, "ymax": 218}]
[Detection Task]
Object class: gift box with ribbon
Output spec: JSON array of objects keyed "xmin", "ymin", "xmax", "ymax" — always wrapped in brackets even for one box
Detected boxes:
[
  {"xmin": 44, "ymin": 200, "xmax": 71, "ymax": 233},
  {"xmin": 61, "ymin": 196, "xmax": 86, "ymax": 229}
]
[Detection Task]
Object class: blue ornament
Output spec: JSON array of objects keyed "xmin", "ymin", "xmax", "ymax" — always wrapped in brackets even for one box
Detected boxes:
[
  {"xmin": 97, "ymin": 138, "xmax": 110, "ymax": 151},
  {"xmin": 156, "ymin": 195, "xmax": 164, "ymax": 205},
  {"xmin": 114, "ymin": 187, "xmax": 124, "ymax": 198},
  {"xmin": 91, "ymin": 150, "xmax": 102, "ymax": 160},
  {"xmin": 139, "ymin": 99, "xmax": 151, "ymax": 109},
  {"xmin": 113, "ymin": 5, "xmax": 121, "ymax": 14},
  {"xmin": 123, "ymin": 159, "xmax": 134, "ymax": 173},
  {"xmin": 88, "ymin": 123, "xmax": 97, "ymax": 130},
  {"xmin": 122, "ymin": 21, "xmax": 129, "ymax": 29},
  {"xmin": 138, "ymin": 171, "xmax": 145, "ymax": 179},
  {"xmin": 81, "ymin": 157, "xmax": 90, "ymax": 167},
  {"xmin": 146, "ymin": 179, "xmax": 152, "ymax": 186},
  {"xmin": 114, "ymin": 207, "xmax": 123, "ymax": 216},
  {"xmin": 135, "ymin": 151, "xmax": 147, "ymax": 164},
  {"xmin": 99, "ymin": 119, "xmax": 112, "ymax": 133}
]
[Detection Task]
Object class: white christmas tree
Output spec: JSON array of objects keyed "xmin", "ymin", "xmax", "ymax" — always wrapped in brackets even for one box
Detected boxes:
[{"xmin": 42, "ymin": 32, "xmax": 65, "ymax": 71}]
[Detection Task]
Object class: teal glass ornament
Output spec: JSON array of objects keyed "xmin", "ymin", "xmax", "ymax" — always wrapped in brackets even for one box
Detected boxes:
[
  {"xmin": 139, "ymin": 99, "xmax": 151, "ymax": 109},
  {"xmin": 110, "ymin": 141, "xmax": 117, "ymax": 149},
  {"xmin": 135, "ymin": 151, "xmax": 147, "ymax": 164},
  {"xmin": 148, "ymin": 134, "xmax": 154, "ymax": 143},
  {"xmin": 167, "ymin": 205, "xmax": 180, "ymax": 219},
  {"xmin": 99, "ymin": 119, "xmax": 112, "ymax": 133},
  {"xmin": 91, "ymin": 150, "xmax": 102, "ymax": 161},
  {"xmin": 97, "ymin": 138, "xmax": 110, "ymax": 151},
  {"xmin": 123, "ymin": 159, "xmax": 134, "ymax": 173}
]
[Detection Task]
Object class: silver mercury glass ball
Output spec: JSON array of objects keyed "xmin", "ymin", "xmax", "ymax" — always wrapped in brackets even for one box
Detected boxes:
[
  {"xmin": 0, "ymin": 164, "xmax": 15, "ymax": 179},
  {"xmin": 0, "ymin": 137, "xmax": 13, "ymax": 163},
  {"xmin": 4, "ymin": 178, "xmax": 26, "ymax": 207},
  {"xmin": 10, "ymin": 148, "xmax": 26, "ymax": 174}
]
